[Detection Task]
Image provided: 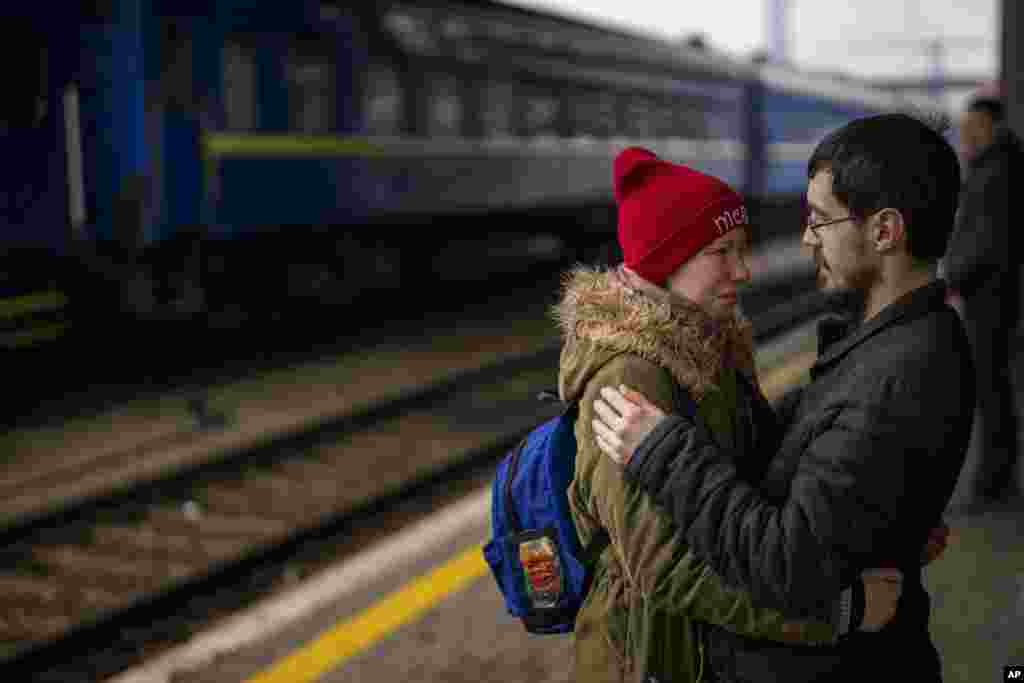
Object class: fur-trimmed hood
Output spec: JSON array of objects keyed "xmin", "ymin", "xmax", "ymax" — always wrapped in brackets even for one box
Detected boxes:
[{"xmin": 554, "ymin": 265, "xmax": 756, "ymax": 403}]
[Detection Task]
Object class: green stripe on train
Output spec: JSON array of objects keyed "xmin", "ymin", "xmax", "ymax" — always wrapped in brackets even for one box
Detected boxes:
[
  {"xmin": 0, "ymin": 323, "xmax": 68, "ymax": 349},
  {"xmin": 0, "ymin": 290, "xmax": 66, "ymax": 319},
  {"xmin": 205, "ymin": 134, "xmax": 383, "ymax": 158}
]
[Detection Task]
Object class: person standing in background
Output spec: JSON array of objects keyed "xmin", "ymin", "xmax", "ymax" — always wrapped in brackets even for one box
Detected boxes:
[{"xmin": 944, "ymin": 96, "xmax": 1023, "ymax": 507}]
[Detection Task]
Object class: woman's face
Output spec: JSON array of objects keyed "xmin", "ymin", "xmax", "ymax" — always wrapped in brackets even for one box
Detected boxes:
[{"xmin": 665, "ymin": 227, "xmax": 752, "ymax": 320}]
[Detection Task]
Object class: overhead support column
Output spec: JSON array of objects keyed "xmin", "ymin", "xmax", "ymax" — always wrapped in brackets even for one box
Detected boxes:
[{"xmin": 1003, "ymin": 0, "xmax": 1023, "ymax": 136}]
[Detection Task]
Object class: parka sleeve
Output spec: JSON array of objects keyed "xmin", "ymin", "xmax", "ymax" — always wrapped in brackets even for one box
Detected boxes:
[
  {"xmin": 622, "ymin": 370, "xmax": 948, "ymax": 617},
  {"xmin": 579, "ymin": 356, "xmax": 845, "ymax": 645}
]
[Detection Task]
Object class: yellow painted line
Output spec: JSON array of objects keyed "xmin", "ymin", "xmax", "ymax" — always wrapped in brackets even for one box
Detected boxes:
[
  {"xmin": 0, "ymin": 290, "xmax": 66, "ymax": 319},
  {"xmin": 205, "ymin": 134, "xmax": 382, "ymax": 158},
  {"xmin": 237, "ymin": 349, "xmax": 816, "ymax": 683},
  {"xmin": 243, "ymin": 543, "xmax": 489, "ymax": 683}
]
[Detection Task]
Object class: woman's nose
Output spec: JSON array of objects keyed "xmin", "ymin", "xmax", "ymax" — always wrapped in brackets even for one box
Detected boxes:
[{"xmin": 734, "ymin": 255, "xmax": 751, "ymax": 282}]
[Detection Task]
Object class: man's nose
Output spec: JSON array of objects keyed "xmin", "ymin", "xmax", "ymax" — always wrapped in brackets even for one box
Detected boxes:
[{"xmin": 801, "ymin": 224, "xmax": 819, "ymax": 247}]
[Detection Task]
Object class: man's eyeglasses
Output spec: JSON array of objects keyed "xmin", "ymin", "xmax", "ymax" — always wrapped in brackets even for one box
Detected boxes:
[{"xmin": 805, "ymin": 214, "xmax": 855, "ymax": 238}]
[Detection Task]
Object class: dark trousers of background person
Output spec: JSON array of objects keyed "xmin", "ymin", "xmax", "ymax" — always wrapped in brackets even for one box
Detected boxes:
[{"xmin": 958, "ymin": 273, "xmax": 1021, "ymax": 504}]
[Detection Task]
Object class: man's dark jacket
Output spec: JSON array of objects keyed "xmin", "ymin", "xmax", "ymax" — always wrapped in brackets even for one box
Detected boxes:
[
  {"xmin": 943, "ymin": 128, "xmax": 1021, "ymax": 499},
  {"xmin": 944, "ymin": 128, "xmax": 1020, "ymax": 304},
  {"xmin": 622, "ymin": 281, "xmax": 975, "ymax": 681}
]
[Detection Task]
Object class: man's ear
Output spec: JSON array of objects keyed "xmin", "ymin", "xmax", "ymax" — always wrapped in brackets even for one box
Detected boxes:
[{"xmin": 872, "ymin": 208, "xmax": 906, "ymax": 253}]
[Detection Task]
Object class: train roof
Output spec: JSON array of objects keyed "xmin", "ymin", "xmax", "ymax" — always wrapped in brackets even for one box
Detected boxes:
[
  {"xmin": 448, "ymin": 0, "xmax": 945, "ymax": 115},
  {"xmin": 758, "ymin": 61, "xmax": 946, "ymax": 115},
  {"xmin": 379, "ymin": 0, "xmax": 753, "ymax": 80}
]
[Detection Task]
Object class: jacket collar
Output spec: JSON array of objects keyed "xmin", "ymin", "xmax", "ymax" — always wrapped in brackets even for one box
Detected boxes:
[
  {"xmin": 970, "ymin": 128, "xmax": 1021, "ymax": 170},
  {"xmin": 554, "ymin": 265, "xmax": 756, "ymax": 401},
  {"xmin": 811, "ymin": 279, "xmax": 947, "ymax": 378}
]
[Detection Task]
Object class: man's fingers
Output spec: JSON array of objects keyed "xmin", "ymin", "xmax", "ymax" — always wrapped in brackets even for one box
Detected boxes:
[
  {"xmin": 594, "ymin": 432, "xmax": 616, "ymax": 460},
  {"xmin": 861, "ymin": 568, "xmax": 903, "ymax": 583},
  {"xmin": 619, "ymin": 385, "xmax": 650, "ymax": 408},
  {"xmin": 619, "ymin": 385, "xmax": 664, "ymax": 416},
  {"xmin": 599, "ymin": 385, "xmax": 637, "ymax": 415},
  {"xmin": 593, "ymin": 397, "xmax": 623, "ymax": 432},
  {"xmin": 591, "ymin": 417, "xmax": 620, "ymax": 450},
  {"xmin": 594, "ymin": 431, "xmax": 627, "ymax": 465}
]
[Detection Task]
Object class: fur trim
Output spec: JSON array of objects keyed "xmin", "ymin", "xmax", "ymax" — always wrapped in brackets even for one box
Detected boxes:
[{"xmin": 553, "ymin": 265, "xmax": 756, "ymax": 401}]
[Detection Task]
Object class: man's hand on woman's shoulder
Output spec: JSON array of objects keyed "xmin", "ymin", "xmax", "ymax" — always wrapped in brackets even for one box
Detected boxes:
[{"xmin": 592, "ymin": 384, "xmax": 669, "ymax": 466}]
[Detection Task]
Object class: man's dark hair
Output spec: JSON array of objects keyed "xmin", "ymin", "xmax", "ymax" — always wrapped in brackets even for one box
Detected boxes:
[
  {"xmin": 967, "ymin": 96, "xmax": 1005, "ymax": 124},
  {"xmin": 807, "ymin": 113, "xmax": 961, "ymax": 263}
]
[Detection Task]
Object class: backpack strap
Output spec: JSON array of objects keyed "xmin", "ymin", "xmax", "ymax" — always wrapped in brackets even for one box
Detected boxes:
[
  {"xmin": 552, "ymin": 392, "xmax": 610, "ymax": 592},
  {"xmin": 533, "ymin": 390, "xmax": 610, "ymax": 591},
  {"xmin": 503, "ymin": 435, "xmax": 527, "ymax": 535},
  {"xmin": 503, "ymin": 391, "xmax": 580, "ymax": 535}
]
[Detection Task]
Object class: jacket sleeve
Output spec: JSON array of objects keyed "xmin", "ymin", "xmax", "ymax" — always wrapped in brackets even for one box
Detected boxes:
[
  {"xmin": 943, "ymin": 162, "xmax": 1011, "ymax": 295},
  {"xmin": 622, "ymin": 373, "xmax": 931, "ymax": 617},
  {"xmin": 578, "ymin": 356, "xmax": 845, "ymax": 645}
]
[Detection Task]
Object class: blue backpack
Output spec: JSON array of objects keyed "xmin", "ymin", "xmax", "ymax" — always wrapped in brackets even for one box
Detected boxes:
[{"xmin": 483, "ymin": 390, "xmax": 610, "ymax": 634}]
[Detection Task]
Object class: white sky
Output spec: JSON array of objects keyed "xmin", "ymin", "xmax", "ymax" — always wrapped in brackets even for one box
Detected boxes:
[{"xmin": 503, "ymin": 0, "xmax": 999, "ymax": 110}]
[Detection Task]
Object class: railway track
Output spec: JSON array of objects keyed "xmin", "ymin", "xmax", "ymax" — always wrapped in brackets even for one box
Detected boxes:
[
  {"xmin": 1, "ymin": 279, "xmax": 833, "ymax": 682},
  {"xmin": 3, "ymin": 342, "xmax": 567, "ymax": 681}
]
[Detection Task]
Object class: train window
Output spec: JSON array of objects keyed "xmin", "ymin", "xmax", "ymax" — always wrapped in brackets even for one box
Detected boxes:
[
  {"xmin": 522, "ymin": 88, "xmax": 559, "ymax": 137},
  {"xmin": 705, "ymin": 105, "xmax": 742, "ymax": 140},
  {"xmin": 623, "ymin": 96, "xmax": 656, "ymax": 138},
  {"xmin": 440, "ymin": 16, "xmax": 470, "ymax": 42},
  {"xmin": 481, "ymin": 81, "xmax": 517, "ymax": 137},
  {"xmin": 363, "ymin": 63, "xmax": 404, "ymax": 135},
  {"xmin": 570, "ymin": 90, "xmax": 618, "ymax": 138},
  {"xmin": 425, "ymin": 74, "xmax": 462, "ymax": 137},
  {"xmin": 160, "ymin": 18, "xmax": 193, "ymax": 111},
  {"xmin": 284, "ymin": 40, "xmax": 336, "ymax": 134},
  {"xmin": 652, "ymin": 99, "xmax": 676, "ymax": 137},
  {"xmin": 383, "ymin": 7, "xmax": 440, "ymax": 55},
  {"xmin": 674, "ymin": 102, "xmax": 709, "ymax": 139},
  {"xmin": 489, "ymin": 20, "xmax": 523, "ymax": 44},
  {"xmin": 222, "ymin": 40, "xmax": 258, "ymax": 130}
]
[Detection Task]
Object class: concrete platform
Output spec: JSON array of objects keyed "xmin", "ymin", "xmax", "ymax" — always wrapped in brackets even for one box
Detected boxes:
[
  {"xmin": 109, "ymin": 470, "xmax": 1024, "ymax": 683},
  {"xmin": 108, "ymin": 320, "xmax": 1023, "ymax": 683}
]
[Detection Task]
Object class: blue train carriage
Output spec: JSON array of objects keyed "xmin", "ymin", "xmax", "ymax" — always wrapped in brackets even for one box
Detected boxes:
[
  {"xmin": 0, "ymin": 0, "xmax": 947, "ymax": 347},
  {"xmin": 0, "ymin": 0, "xmax": 237, "ymax": 348},
  {"xmin": 0, "ymin": 0, "xmax": 373, "ymax": 338},
  {"xmin": 752, "ymin": 62, "xmax": 946, "ymax": 202},
  {"xmin": 202, "ymin": 0, "xmax": 766, "ymax": 292}
]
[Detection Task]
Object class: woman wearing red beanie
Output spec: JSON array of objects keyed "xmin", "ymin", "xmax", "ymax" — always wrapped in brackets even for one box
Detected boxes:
[{"xmin": 553, "ymin": 147, "xmax": 883, "ymax": 682}]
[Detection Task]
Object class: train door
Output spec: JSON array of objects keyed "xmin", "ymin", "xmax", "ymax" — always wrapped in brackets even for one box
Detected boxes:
[{"xmin": 0, "ymin": 12, "xmax": 73, "ymax": 351}]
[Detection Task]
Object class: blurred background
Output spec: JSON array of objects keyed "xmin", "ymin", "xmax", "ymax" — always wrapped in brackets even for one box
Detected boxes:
[
  {"xmin": 0, "ymin": 2, "xmax": 1020, "ymax": 681},
  {"xmin": 509, "ymin": 0, "xmax": 999, "ymax": 113},
  {"xmin": 2, "ymin": 0, "xmax": 1004, "ymax": 429}
]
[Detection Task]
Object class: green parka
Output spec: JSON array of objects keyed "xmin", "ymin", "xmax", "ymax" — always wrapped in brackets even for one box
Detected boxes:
[{"xmin": 554, "ymin": 266, "xmax": 844, "ymax": 683}]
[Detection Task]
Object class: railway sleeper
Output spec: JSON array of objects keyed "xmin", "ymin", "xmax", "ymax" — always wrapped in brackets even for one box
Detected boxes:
[
  {"xmin": 142, "ymin": 506, "xmax": 291, "ymax": 541},
  {"xmin": 32, "ymin": 544, "xmax": 194, "ymax": 589},
  {"xmin": 0, "ymin": 574, "xmax": 118, "ymax": 620},
  {"xmin": 0, "ymin": 609, "xmax": 74, "ymax": 643},
  {"xmin": 88, "ymin": 524, "xmax": 250, "ymax": 564},
  {"xmin": 226, "ymin": 466, "xmax": 346, "ymax": 503},
  {"xmin": 192, "ymin": 480, "xmax": 339, "ymax": 527}
]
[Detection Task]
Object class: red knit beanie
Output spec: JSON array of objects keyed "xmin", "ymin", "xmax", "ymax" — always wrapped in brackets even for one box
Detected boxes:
[{"xmin": 614, "ymin": 147, "xmax": 749, "ymax": 285}]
